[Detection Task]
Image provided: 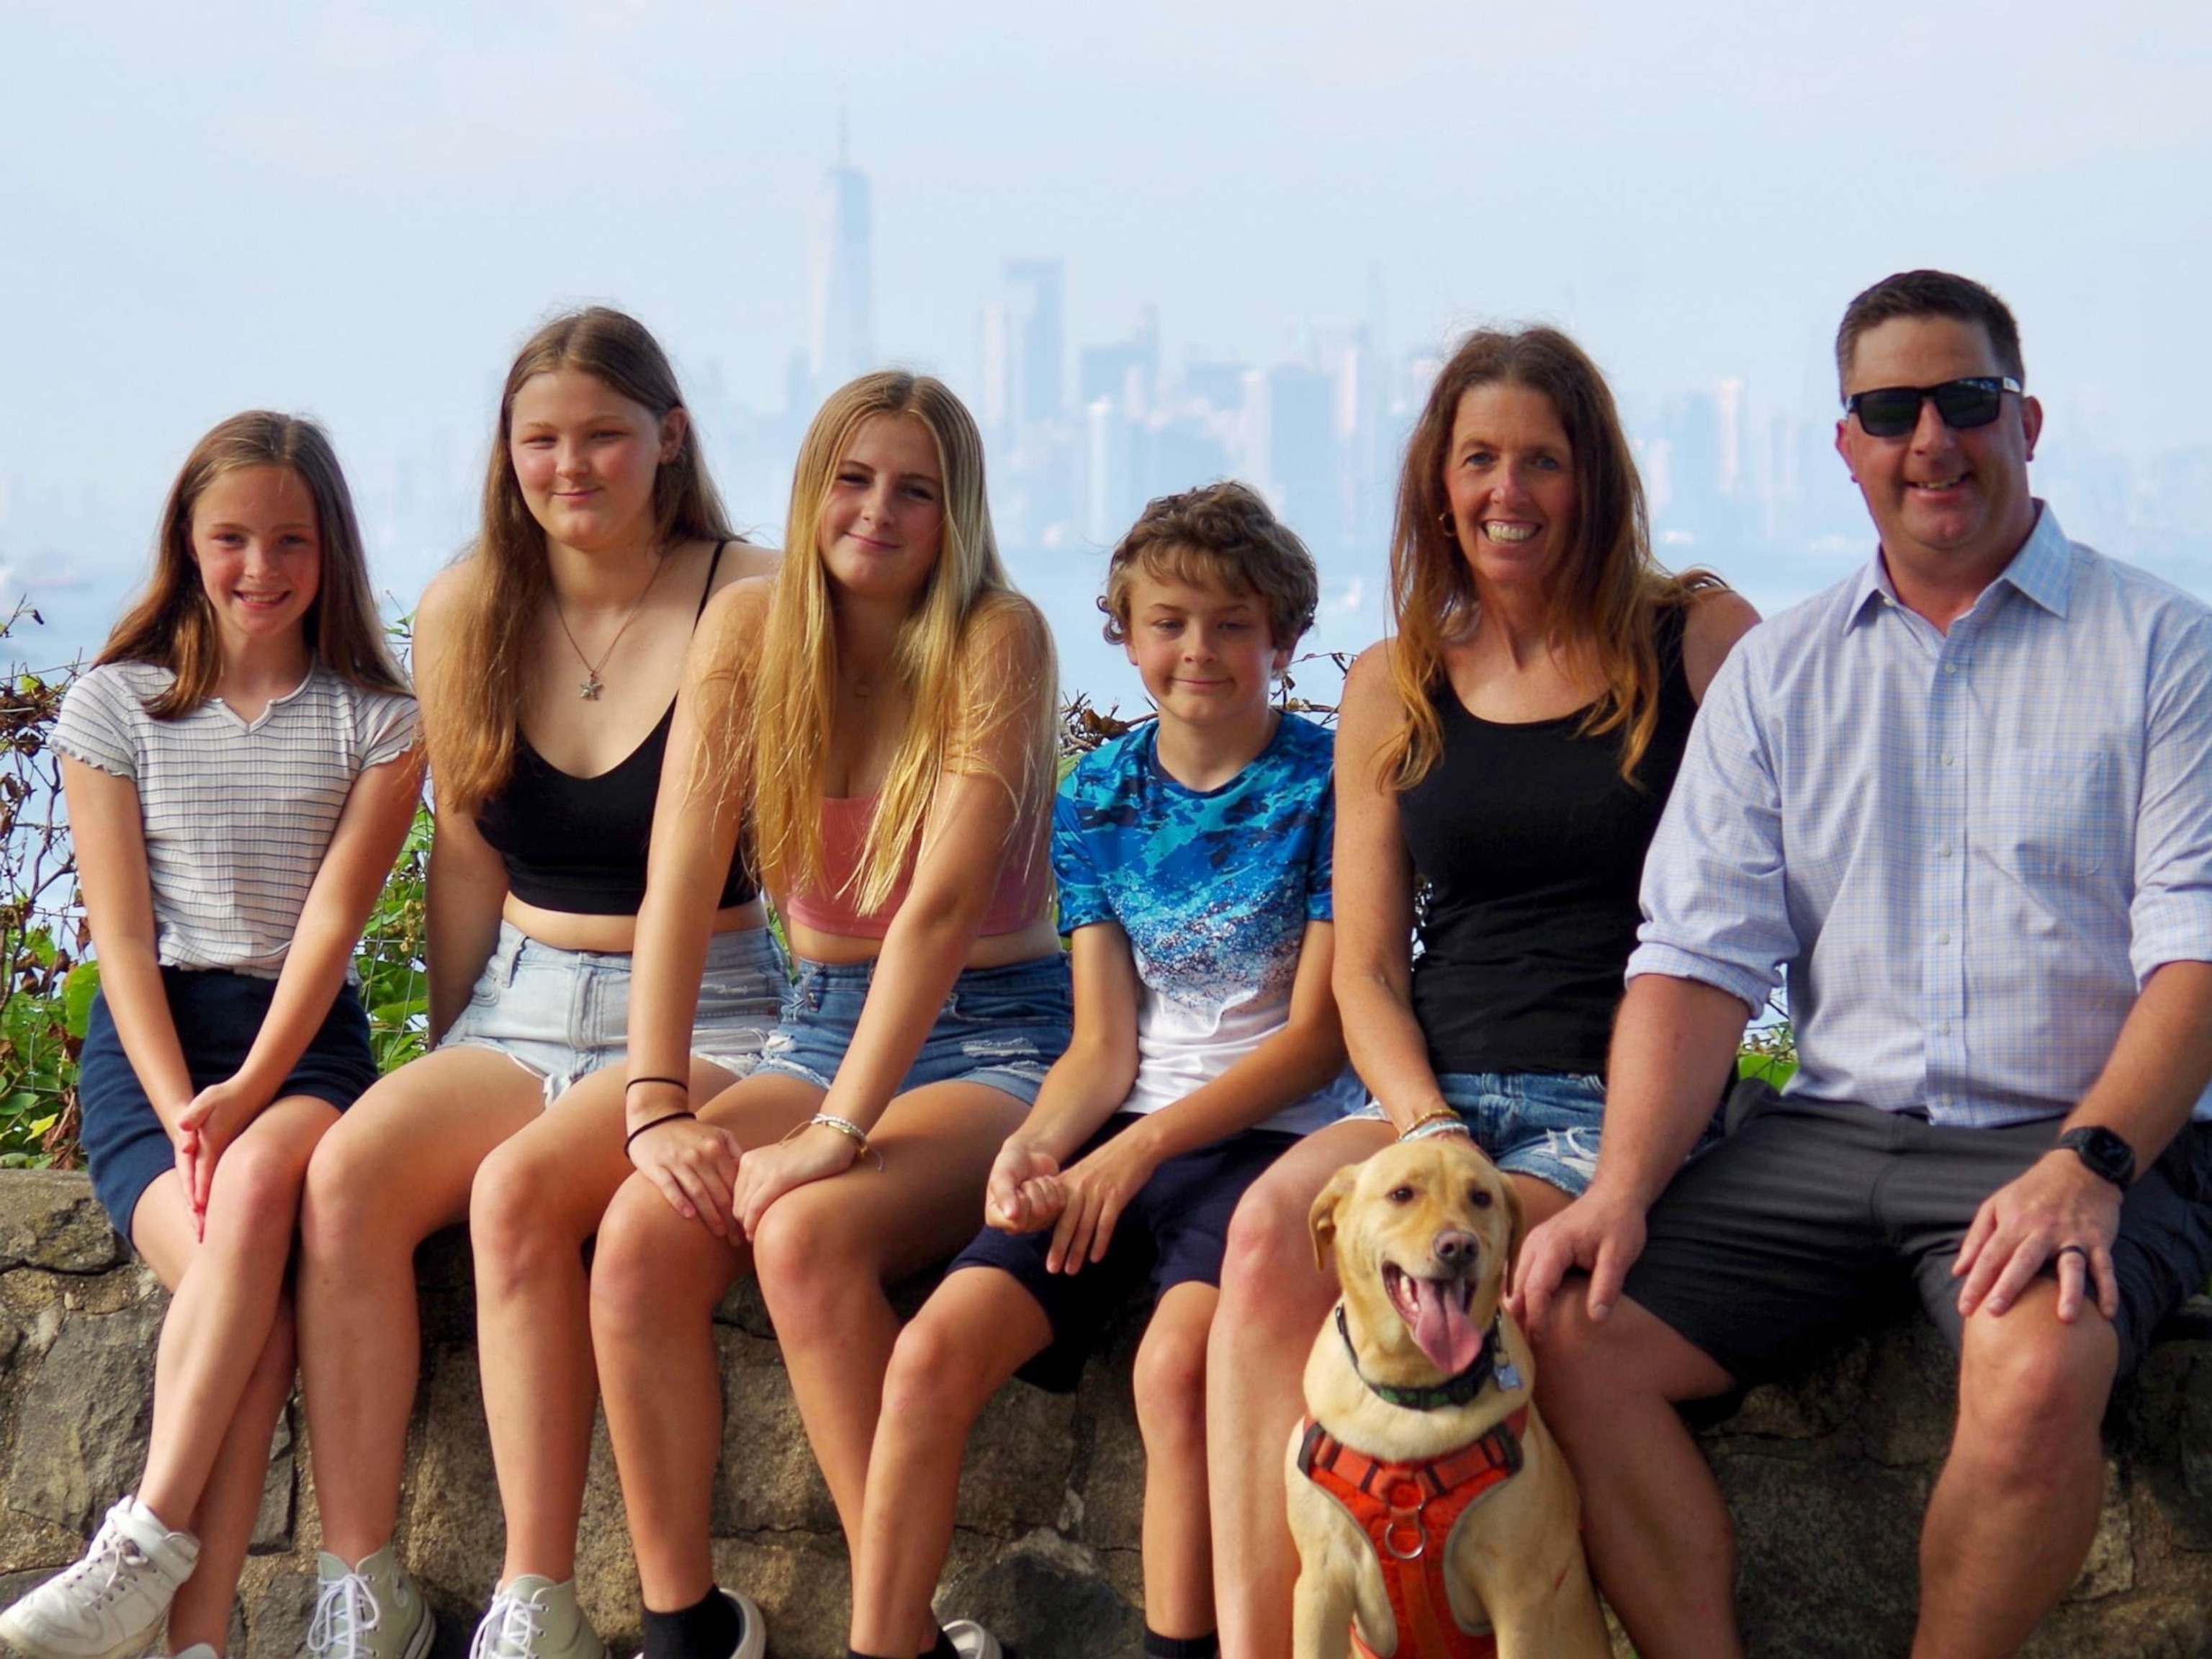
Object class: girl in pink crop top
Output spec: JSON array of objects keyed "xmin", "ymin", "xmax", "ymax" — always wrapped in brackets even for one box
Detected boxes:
[
  {"xmin": 594, "ymin": 372, "xmax": 1069, "ymax": 1659},
  {"xmin": 779, "ymin": 792, "xmax": 1051, "ymax": 939}
]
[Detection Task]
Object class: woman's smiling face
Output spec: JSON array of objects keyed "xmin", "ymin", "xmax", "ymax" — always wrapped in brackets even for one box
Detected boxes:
[
  {"xmin": 1441, "ymin": 382, "xmax": 1579, "ymax": 598},
  {"xmin": 817, "ymin": 412, "xmax": 948, "ymax": 607}
]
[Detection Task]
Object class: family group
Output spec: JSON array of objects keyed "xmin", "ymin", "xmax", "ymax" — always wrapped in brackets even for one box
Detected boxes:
[{"xmin": 4, "ymin": 265, "xmax": 2208, "ymax": 1659}]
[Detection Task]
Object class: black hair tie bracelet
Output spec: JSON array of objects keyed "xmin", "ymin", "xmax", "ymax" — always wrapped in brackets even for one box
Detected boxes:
[{"xmin": 625, "ymin": 1110, "xmax": 696, "ymax": 1154}]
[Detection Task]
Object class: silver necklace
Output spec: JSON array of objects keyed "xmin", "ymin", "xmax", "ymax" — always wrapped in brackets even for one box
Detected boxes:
[{"xmin": 552, "ymin": 554, "xmax": 667, "ymax": 700}]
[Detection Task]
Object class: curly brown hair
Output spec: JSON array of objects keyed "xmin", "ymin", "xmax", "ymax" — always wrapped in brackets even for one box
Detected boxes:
[{"xmin": 1097, "ymin": 480, "xmax": 1319, "ymax": 650}]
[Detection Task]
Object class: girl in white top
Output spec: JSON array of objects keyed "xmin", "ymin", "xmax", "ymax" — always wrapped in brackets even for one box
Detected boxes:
[{"xmin": 0, "ymin": 413, "xmax": 422, "ymax": 1659}]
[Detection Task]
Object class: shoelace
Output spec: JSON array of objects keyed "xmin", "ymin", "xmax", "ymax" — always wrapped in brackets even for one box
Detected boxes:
[
  {"xmin": 467, "ymin": 1589, "xmax": 547, "ymax": 1659},
  {"xmin": 306, "ymin": 1573, "xmax": 384, "ymax": 1659},
  {"xmin": 50, "ymin": 1521, "xmax": 152, "ymax": 1616}
]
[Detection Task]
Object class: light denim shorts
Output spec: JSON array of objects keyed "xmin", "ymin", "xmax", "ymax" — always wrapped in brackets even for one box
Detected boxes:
[
  {"xmin": 754, "ymin": 953, "xmax": 1071, "ymax": 1107},
  {"xmin": 1354, "ymin": 1071, "xmax": 1608, "ymax": 1197},
  {"xmin": 439, "ymin": 920, "xmax": 785, "ymax": 1104}
]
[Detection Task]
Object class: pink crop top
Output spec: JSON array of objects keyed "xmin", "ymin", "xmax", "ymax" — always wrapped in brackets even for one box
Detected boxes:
[{"xmin": 779, "ymin": 793, "xmax": 1050, "ymax": 940}]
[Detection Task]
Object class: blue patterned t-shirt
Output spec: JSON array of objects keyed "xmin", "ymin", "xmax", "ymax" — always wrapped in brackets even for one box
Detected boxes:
[{"xmin": 1054, "ymin": 711, "xmax": 1365, "ymax": 1136}]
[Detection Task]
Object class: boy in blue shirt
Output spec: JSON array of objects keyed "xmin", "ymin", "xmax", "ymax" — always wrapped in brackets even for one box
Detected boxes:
[{"xmin": 842, "ymin": 482, "xmax": 1362, "ymax": 1659}]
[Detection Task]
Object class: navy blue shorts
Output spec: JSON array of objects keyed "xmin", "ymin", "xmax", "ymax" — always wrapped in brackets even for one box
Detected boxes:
[
  {"xmin": 946, "ymin": 1119, "xmax": 1299, "ymax": 1391},
  {"xmin": 78, "ymin": 970, "xmax": 378, "ymax": 1241}
]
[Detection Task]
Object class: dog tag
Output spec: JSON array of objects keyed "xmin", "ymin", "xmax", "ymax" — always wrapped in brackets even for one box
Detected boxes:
[{"xmin": 1494, "ymin": 1357, "xmax": 1525, "ymax": 1393}]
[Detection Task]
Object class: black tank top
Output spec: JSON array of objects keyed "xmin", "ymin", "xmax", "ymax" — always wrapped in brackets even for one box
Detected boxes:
[
  {"xmin": 475, "ymin": 543, "xmax": 755, "ymax": 917},
  {"xmin": 1396, "ymin": 604, "xmax": 1697, "ymax": 1077}
]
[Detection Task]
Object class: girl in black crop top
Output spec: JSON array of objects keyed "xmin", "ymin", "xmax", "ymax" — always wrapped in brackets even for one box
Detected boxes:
[
  {"xmin": 1202, "ymin": 328, "xmax": 1761, "ymax": 1653},
  {"xmin": 294, "ymin": 310, "xmax": 783, "ymax": 1659}
]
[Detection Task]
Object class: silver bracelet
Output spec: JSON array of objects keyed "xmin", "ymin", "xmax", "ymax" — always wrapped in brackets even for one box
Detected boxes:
[
  {"xmin": 1401, "ymin": 1118, "xmax": 1475, "ymax": 1145},
  {"xmin": 784, "ymin": 1111, "xmax": 885, "ymax": 1172}
]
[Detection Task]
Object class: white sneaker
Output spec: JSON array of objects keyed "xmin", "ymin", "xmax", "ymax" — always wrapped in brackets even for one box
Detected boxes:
[
  {"xmin": 943, "ymin": 1621, "xmax": 1001, "ymax": 1659},
  {"xmin": 467, "ymin": 1577, "xmax": 605, "ymax": 1659},
  {"xmin": 0, "ymin": 1496, "xmax": 199, "ymax": 1659},
  {"xmin": 626, "ymin": 1590, "xmax": 763, "ymax": 1659},
  {"xmin": 305, "ymin": 1545, "xmax": 434, "ymax": 1659}
]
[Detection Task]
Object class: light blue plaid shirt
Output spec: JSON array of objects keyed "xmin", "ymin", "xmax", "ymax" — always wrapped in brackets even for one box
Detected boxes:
[{"xmin": 1632, "ymin": 505, "xmax": 2212, "ymax": 1127}]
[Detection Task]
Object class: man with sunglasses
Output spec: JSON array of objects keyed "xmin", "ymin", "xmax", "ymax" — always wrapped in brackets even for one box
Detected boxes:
[{"xmin": 1513, "ymin": 269, "xmax": 2212, "ymax": 1659}]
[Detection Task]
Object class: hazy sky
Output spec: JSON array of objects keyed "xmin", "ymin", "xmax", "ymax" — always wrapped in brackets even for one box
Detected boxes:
[{"xmin": 6, "ymin": 1, "xmax": 2210, "ymax": 606}]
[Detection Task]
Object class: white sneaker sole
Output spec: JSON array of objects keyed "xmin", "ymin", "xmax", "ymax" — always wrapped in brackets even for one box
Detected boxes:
[
  {"xmin": 0, "ymin": 1604, "xmax": 165, "ymax": 1659},
  {"xmin": 943, "ymin": 1620, "xmax": 1002, "ymax": 1659}
]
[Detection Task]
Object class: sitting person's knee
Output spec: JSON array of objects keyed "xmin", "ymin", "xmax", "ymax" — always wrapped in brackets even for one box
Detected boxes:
[
  {"xmin": 1961, "ymin": 1313, "xmax": 2116, "ymax": 1444},
  {"xmin": 1133, "ymin": 1321, "xmax": 1210, "ymax": 1444},
  {"xmin": 880, "ymin": 1310, "xmax": 989, "ymax": 1426},
  {"xmin": 1219, "ymin": 1185, "xmax": 1323, "ymax": 1313},
  {"xmin": 468, "ymin": 1141, "xmax": 564, "ymax": 1279}
]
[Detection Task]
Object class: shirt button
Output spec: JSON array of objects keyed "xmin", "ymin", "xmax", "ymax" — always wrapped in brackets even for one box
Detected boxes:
[
  {"xmin": 1943, "ymin": 663, "xmax": 1959, "ymax": 675},
  {"xmin": 1938, "ymin": 843, "xmax": 1953, "ymax": 858},
  {"xmin": 1938, "ymin": 930, "xmax": 1952, "ymax": 945},
  {"xmin": 1942, "ymin": 753, "xmax": 1957, "ymax": 767},
  {"xmin": 1939, "ymin": 1021, "xmax": 1954, "ymax": 1036}
]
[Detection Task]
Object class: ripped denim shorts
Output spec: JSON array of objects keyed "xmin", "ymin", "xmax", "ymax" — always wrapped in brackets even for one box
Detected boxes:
[
  {"xmin": 1352, "ymin": 1071, "xmax": 1608, "ymax": 1197},
  {"xmin": 754, "ymin": 953, "xmax": 1071, "ymax": 1106},
  {"xmin": 439, "ymin": 920, "xmax": 784, "ymax": 1105}
]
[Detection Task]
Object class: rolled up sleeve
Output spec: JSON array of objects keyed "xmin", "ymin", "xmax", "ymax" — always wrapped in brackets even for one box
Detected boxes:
[
  {"xmin": 1628, "ymin": 644, "xmax": 1798, "ymax": 1015},
  {"xmin": 2129, "ymin": 611, "xmax": 2212, "ymax": 984}
]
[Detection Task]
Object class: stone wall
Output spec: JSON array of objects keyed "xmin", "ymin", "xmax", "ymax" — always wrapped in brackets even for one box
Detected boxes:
[{"xmin": 1, "ymin": 1169, "xmax": 2210, "ymax": 1659}]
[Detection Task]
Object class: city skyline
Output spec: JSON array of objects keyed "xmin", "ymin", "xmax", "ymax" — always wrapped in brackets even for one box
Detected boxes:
[{"xmin": 6, "ymin": 2, "xmax": 2209, "ymax": 704}]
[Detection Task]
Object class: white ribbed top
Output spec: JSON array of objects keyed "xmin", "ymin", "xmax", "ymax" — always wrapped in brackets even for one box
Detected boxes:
[{"xmin": 55, "ymin": 660, "xmax": 418, "ymax": 977}]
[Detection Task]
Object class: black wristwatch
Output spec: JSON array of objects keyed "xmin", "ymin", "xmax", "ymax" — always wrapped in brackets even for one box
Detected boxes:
[{"xmin": 2056, "ymin": 1125, "xmax": 2136, "ymax": 1190}]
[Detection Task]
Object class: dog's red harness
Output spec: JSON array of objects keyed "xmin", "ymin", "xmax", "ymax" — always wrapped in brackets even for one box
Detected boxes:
[{"xmin": 1296, "ymin": 1407, "xmax": 1528, "ymax": 1659}]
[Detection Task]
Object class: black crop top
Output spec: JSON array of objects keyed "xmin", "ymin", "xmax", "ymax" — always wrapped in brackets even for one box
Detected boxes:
[
  {"xmin": 475, "ymin": 543, "xmax": 755, "ymax": 917},
  {"xmin": 1395, "ymin": 604, "xmax": 1697, "ymax": 1078}
]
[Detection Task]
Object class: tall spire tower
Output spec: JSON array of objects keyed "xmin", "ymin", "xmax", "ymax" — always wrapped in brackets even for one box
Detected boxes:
[{"xmin": 807, "ymin": 109, "xmax": 874, "ymax": 398}]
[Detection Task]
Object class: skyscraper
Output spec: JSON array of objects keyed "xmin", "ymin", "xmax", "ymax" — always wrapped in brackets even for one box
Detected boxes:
[
  {"xmin": 1002, "ymin": 258, "xmax": 1066, "ymax": 429},
  {"xmin": 807, "ymin": 116, "xmax": 873, "ymax": 398}
]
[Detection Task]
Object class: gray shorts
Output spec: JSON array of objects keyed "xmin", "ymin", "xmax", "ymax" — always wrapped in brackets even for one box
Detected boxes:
[
  {"xmin": 439, "ymin": 921, "xmax": 784, "ymax": 1104},
  {"xmin": 1624, "ymin": 1083, "xmax": 2212, "ymax": 1383}
]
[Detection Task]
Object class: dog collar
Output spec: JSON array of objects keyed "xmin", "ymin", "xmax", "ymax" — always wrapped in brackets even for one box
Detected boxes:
[{"xmin": 1336, "ymin": 1304, "xmax": 1524, "ymax": 1411}]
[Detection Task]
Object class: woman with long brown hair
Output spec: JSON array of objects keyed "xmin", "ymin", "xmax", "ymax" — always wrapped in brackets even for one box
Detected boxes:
[
  {"xmin": 1202, "ymin": 326, "xmax": 1761, "ymax": 1656},
  {"xmin": 293, "ymin": 309, "xmax": 780, "ymax": 1659}
]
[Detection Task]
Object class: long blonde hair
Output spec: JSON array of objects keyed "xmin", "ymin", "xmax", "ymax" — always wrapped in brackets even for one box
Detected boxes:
[
  {"xmin": 100, "ymin": 411, "xmax": 407, "ymax": 717},
  {"xmin": 424, "ymin": 307, "xmax": 735, "ymax": 816},
  {"xmin": 729, "ymin": 372, "xmax": 1054, "ymax": 915},
  {"xmin": 1380, "ymin": 326, "xmax": 1717, "ymax": 791}
]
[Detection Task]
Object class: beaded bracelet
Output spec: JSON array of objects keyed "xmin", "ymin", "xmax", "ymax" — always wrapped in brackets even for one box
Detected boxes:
[
  {"xmin": 624, "ymin": 1110, "xmax": 696, "ymax": 1154},
  {"xmin": 785, "ymin": 1111, "xmax": 885, "ymax": 1172},
  {"xmin": 625, "ymin": 1075, "xmax": 689, "ymax": 1094},
  {"xmin": 1398, "ymin": 1108, "xmax": 1472, "ymax": 1144}
]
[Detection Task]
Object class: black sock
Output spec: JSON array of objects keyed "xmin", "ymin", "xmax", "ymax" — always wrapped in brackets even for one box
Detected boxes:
[
  {"xmin": 1143, "ymin": 1632, "xmax": 1219, "ymax": 1659},
  {"xmin": 844, "ymin": 1630, "xmax": 954, "ymax": 1659},
  {"xmin": 643, "ymin": 1590, "xmax": 741, "ymax": 1659}
]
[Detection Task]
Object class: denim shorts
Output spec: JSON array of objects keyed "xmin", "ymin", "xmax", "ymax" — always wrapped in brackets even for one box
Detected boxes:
[
  {"xmin": 1353, "ymin": 1071, "xmax": 1608, "ymax": 1197},
  {"xmin": 439, "ymin": 920, "xmax": 784, "ymax": 1104},
  {"xmin": 754, "ymin": 953, "xmax": 1071, "ymax": 1107},
  {"xmin": 78, "ymin": 970, "xmax": 377, "ymax": 1240}
]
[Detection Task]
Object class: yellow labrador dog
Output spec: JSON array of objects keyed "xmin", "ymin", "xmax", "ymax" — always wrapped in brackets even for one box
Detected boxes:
[{"xmin": 1287, "ymin": 1133, "xmax": 1609, "ymax": 1659}]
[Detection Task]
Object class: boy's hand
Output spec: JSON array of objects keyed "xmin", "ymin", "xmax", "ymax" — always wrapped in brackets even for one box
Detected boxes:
[
  {"xmin": 987, "ymin": 1139, "xmax": 1064, "ymax": 1232},
  {"xmin": 1046, "ymin": 1124, "xmax": 1161, "ymax": 1275}
]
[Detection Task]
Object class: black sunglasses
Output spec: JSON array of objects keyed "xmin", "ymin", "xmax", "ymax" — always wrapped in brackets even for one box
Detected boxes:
[{"xmin": 1843, "ymin": 376, "xmax": 2023, "ymax": 439}]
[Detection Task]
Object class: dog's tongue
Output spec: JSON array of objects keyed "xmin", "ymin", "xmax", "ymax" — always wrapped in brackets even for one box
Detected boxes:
[{"xmin": 1408, "ymin": 1277, "xmax": 1485, "ymax": 1375}]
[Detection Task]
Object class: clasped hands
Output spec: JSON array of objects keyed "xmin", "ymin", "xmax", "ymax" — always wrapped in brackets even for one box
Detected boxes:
[
  {"xmin": 627, "ymin": 1112, "xmax": 861, "ymax": 1241},
  {"xmin": 985, "ymin": 1128, "xmax": 1160, "ymax": 1275}
]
